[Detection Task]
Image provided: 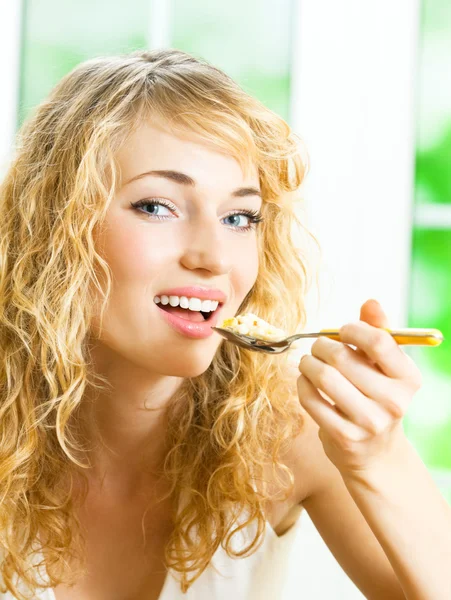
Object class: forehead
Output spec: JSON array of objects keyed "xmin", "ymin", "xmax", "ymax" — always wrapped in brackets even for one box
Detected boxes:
[{"xmin": 116, "ymin": 119, "xmax": 260, "ymax": 188}]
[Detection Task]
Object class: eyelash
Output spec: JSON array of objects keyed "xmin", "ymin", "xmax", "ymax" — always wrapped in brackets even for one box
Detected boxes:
[{"xmin": 130, "ymin": 198, "xmax": 264, "ymax": 232}]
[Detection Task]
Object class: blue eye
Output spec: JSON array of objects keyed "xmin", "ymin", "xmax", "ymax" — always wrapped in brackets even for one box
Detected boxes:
[
  {"xmin": 136, "ymin": 202, "xmax": 172, "ymax": 217},
  {"xmin": 130, "ymin": 198, "xmax": 177, "ymax": 220},
  {"xmin": 223, "ymin": 213, "xmax": 253, "ymax": 229}
]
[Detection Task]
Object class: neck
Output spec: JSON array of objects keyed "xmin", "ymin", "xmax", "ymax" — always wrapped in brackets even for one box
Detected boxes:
[{"xmin": 71, "ymin": 338, "xmax": 185, "ymax": 496}]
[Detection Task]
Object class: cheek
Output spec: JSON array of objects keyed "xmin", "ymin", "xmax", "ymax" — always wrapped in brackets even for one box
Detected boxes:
[
  {"xmin": 101, "ymin": 220, "xmax": 177, "ymax": 281},
  {"xmin": 90, "ymin": 221, "xmax": 178, "ymax": 352},
  {"xmin": 230, "ymin": 240, "xmax": 259, "ymax": 295}
]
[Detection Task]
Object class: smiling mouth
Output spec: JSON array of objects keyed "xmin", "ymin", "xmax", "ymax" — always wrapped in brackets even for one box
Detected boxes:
[{"xmin": 157, "ymin": 304, "xmax": 221, "ymax": 322}]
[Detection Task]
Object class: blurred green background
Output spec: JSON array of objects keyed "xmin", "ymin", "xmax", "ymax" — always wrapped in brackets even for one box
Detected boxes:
[
  {"xmin": 18, "ymin": 0, "xmax": 451, "ymax": 498},
  {"xmin": 404, "ymin": 0, "xmax": 451, "ymax": 502}
]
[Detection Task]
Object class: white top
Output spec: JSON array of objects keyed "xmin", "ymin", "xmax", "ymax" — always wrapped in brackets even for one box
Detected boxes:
[{"xmin": 0, "ymin": 508, "xmax": 305, "ymax": 600}]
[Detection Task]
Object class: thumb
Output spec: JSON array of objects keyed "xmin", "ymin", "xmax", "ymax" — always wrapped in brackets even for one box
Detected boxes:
[
  {"xmin": 359, "ymin": 298, "xmax": 390, "ymax": 329},
  {"xmin": 355, "ymin": 299, "xmax": 390, "ymax": 364}
]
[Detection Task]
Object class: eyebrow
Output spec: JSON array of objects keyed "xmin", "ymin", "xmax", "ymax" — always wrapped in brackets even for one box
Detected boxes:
[{"xmin": 124, "ymin": 169, "xmax": 262, "ymax": 198}]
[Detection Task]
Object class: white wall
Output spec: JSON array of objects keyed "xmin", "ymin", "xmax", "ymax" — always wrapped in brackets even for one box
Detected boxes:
[
  {"xmin": 286, "ymin": 1, "xmax": 420, "ymax": 597},
  {"xmin": 289, "ymin": 0, "xmax": 420, "ymax": 351},
  {"xmin": 0, "ymin": 1, "xmax": 22, "ymax": 178}
]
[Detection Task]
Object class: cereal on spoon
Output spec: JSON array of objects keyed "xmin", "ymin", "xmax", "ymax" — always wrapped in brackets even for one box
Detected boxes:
[{"xmin": 220, "ymin": 312, "xmax": 286, "ymax": 342}]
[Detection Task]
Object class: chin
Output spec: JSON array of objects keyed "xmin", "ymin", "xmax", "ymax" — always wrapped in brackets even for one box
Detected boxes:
[
  {"xmin": 171, "ymin": 366, "xmax": 210, "ymax": 378},
  {"xmin": 156, "ymin": 352, "xmax": 216, "ymax": 379},
  {"xmin": 160, "ymin": 364, "xmax": 212, "ymax": 379}
]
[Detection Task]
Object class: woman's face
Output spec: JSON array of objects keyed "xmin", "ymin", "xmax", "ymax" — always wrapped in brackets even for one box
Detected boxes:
[{"xmin": 91, "ymin": 119, "xmax": 262, "ymax": 378}]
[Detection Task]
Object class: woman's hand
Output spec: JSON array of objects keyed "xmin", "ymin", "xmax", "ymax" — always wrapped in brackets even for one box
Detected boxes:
[{"xmin": 296, "ymin": 298, "xmax": 423, "ymax": 478}]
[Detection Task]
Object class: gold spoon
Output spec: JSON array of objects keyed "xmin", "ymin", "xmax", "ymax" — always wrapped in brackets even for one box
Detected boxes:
[{"xmin": 211, "ymin": 327, "xmax": 444, "ymax": 354}]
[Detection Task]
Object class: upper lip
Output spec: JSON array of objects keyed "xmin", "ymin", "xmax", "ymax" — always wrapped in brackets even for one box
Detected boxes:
[{"xmin": 155, "ymin": 286, "xmax": 227, "ymax": 303}]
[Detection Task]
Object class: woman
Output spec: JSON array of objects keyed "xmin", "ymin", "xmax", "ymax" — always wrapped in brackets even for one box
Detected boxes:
[{"xmin": 0, "ymin": 48, "xmax": 449, "ymax": 600}]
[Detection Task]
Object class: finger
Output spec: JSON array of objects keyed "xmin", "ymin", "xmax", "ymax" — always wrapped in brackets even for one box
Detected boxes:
[
  {"xmin": 297, "ymin": 375, "xmax": 363, "ymax": 440},
  {"xmin": 339, "ymin": 321, "xmax": 414, "ymax": 381},
  {"xmin": 298, "ymin": 354, "xmax": 392, "ymax": 433},
  {"xmin": 311, "ymin": 336, "xmax": 407, "ymax": 418}
]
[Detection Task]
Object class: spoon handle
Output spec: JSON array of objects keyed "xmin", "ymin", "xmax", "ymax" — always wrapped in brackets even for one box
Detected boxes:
[{"xmin": 317, "ymin": 327, "xmax": 443, "ymax": 347}]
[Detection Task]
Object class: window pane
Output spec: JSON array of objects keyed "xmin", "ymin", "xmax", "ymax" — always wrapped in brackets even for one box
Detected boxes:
[
  {"xmin": 171, "ymin": 0, "xmax": 293, "ymax": 121},
  {"xmin": 19, "ymin": 0, "xmax": 149, "ymax": 125}
]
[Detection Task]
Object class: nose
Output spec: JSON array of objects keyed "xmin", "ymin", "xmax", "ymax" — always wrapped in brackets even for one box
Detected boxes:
[{"xmin": 179, "ymin": 218, "xmax": 233, "ymax": 276}]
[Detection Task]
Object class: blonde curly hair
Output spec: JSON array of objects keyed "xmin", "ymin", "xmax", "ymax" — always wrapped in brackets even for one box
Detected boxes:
[{"xmin": 0, "ymin": 48, "xmax": 319, "ymax": 597}]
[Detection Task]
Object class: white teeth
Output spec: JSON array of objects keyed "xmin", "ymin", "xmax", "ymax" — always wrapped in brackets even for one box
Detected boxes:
[
  {"xmin": 179, "ymin": 296, "xmax": 189, "ymax": 309},
  {"xmin": 200, "ymin": 300, "xmax": 212, "ymax": 312},
  {"xmin": 154, "ymin": 295, "xmax": 221, "ymax": 312},
  {"xmin": 188, "ymin": 297, "xmax": 202, "ymax": 311}
]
